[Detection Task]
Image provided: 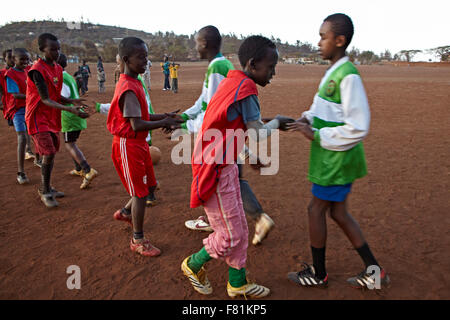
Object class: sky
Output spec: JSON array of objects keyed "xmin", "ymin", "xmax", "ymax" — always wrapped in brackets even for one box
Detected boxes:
[{"xmin": 0, "ymin": 0, "xmax": 448, "ymax": 55}]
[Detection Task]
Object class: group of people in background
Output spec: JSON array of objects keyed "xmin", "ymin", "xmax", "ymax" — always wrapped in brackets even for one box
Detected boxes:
[
  {"xmin": 73, "ymin": 56, "xmax": 106, "ymax": 95},
  {"xmin": 161, "ymin": 55, "xmax": 180, "ymax": 93},
  {"xmin": 0, "ymin": 13, "xmax": 390, "ymax": 300}
]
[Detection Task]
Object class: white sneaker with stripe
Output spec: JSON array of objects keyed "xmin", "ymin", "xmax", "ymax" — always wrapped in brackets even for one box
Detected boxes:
[
  {"xmin": 287, "ymin": 263, "xmax": 328, "ymax": 288},
  {"xmin": 227, "ymin": 281, "xmax": 270, "ymax": 299},
  {"xmin": 181, "ymin": 256, "xmax": 213, "ymax": 295}
]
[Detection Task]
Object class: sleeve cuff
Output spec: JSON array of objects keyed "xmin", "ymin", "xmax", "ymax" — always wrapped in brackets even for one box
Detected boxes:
[
  {"xmin": 314, "ymin": 130, "xmax": 320, "ymax": 143},
  {"xmin": 181, "ymin": 113, "xmax": 189, "ymax": 121}
]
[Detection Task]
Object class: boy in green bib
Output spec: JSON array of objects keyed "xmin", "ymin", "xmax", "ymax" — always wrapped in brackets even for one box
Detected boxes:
[
  {"xmin": 286, "ymin": 13, "xmax": 389, "ymax": 289},
  {"xmin": 58, "ymin": 54, "xmax": 98, "ymax": 189}
]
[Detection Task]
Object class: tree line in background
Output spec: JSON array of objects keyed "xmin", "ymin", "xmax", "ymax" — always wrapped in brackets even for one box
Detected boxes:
[
  {"xmin": 15, "ymin": 31, "xmax": 319, "ymax": 63},
  {"xmin": 348, "ymin": 46, "xmax": 449, "ymax": 64},
  {"xmin": 0, "ymin": 21, "xmax": 448, "ymax": 63},
  {"xmin": 20, "ymin": 35, "xmax": 450, "ymax": 64}
]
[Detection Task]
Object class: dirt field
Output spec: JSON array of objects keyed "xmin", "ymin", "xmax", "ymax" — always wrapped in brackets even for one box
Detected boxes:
[{"xmin": 0, "ymin": 61, "xmax": 449, "ymax": 300}]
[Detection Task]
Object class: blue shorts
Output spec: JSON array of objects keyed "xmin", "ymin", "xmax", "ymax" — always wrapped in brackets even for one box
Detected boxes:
[
  {"xmin": 12, "ymin": 107, "xmax": 27, "ymax": 132},
  {"xmin": 312, "ymin": 183, "xmax": 352, "ymax": 202}
]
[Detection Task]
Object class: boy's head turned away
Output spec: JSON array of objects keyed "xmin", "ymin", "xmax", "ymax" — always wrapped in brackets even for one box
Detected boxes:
[
  {"xmin": 318, "ymin": 13, "xmax": 354, "ymax": 60},
  {"xmin": 57, "ymin": 53, "xmax": 67, "ymax": 69},
  {"xmin": 238, "ymin": 35, "xmax": 278, "ymax": 87},
  {"xmin": 195, "ymin": 25, "xmax": 221, "ymax": 59},
  {"xmin": 118, "ymin": 37, "xmax": 148, "ymax": 75},
  {"xmin": 38, "ymin": 33, "xmax": 60, "ymax": 62}
]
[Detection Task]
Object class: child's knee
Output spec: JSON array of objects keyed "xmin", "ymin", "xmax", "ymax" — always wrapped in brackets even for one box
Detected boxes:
[
  {"xmin": 329, "ymin": 204, "xmax": 349, "ymax": 223},
  {"xmin": 17, "ymin": 131, "xmax": 27, "ymax": 142},
  {"xmin": 307, "ymin": 199, "xmax": 328, "ymax": 216}
]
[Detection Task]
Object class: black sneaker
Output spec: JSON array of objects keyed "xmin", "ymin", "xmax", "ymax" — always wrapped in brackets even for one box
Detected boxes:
[
  {"xmin": 287, "ymin": 263, "xmax": 328, "ymax": 288},
  {"xmin": 347, "ymin": 268, "xmax": 390, "ymax": 289}
]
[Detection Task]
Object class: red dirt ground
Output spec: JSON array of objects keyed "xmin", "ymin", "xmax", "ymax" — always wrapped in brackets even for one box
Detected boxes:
[{"xmin": 0, "ymin": 62, "xmax": 449, "ymax": 300}]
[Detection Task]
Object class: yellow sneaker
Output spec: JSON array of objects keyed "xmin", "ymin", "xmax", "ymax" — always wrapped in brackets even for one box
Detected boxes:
[
  {"xmin": 181, "ymin": 256, "xmax": 213, "ymax": 295},
  {"xmin": 227, "ymin": 281, "xmax": 270, "ymax": 299},
  {"xmin": 69, "ymin": 169, "xmax": 84, "ymax": 177},
  {"xmin": 252, "ymin": 213, "xmax": 274, "ymax": 245},
  {"xmin": 80, "ymin": 168, "xmax": 98, "ymax": 189}
]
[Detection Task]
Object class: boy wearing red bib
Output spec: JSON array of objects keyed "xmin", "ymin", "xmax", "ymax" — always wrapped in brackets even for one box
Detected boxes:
[
  {"xmin": 107, "ymin": 37, "xmax": 182, "ymax": 257},
  {"xmin": 26, "ymin": 33, "xmax": 89, "ymax": 208},
  {"xmin": 5, "ymin": 48, "xmax": 35, "ymax": 184},
  {"xmin": 181, "ymin": 36, "xmax": 294, "ymax": 299}
]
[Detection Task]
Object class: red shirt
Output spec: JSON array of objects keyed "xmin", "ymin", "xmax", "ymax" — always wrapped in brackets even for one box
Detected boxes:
[
  {"xmin": 25, "ymin": 58, "xmax": 63, "ymax": 134},
  {"xmin": 190, "ymin": 70, "xmax": 258, "ymax": 208},
  {"xmin": 107, "ymin": 73, "xmax": 149, "ymax": 140},
  {"xmin": 4, "ymin": 68, "xmax": 28, "ymax": 119}
]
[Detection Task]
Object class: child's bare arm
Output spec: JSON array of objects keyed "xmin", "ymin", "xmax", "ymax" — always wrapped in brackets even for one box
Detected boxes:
[
  {"xmin": 30, "ymin": 70, "xmax": 89, "ymax": 118},
  {"xmin": 122, "ymin": 91, "xmax": 183, "ymax": 132},
  {"xmin": 129, "ymin": 116, "xmax": 184, "ymax": 132},
  {"xmin": 149, "ymin": 109, "xmax": 181, "ymax": 121}
]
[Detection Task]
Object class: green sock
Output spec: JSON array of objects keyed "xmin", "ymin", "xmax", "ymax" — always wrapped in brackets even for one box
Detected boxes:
[
  {"xmin": 187, "ymin": 247, "xmax": 211, "ymax": 274},
  {"xmin": 228, "ymin": 267, "xmax": 247, "ymax": 288}
]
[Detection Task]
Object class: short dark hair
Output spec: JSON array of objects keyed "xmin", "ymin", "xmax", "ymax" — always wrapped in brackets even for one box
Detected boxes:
[
  {"xmin": 238, "ymin": 35, "xmax": 276, "ymax": 68},
  {"xmin": 198, "ymin": 25, "xmax": 222, "ymax": 50},
  {"xmin": 57, "ymin": 53, "xmax": 67, "ymax": 68},
  {"xmin": 38, "ymin": 33, "xmax": 58, "ymax": 51},
  {"xmin": 13, "ymin": 48, "xmax": 29, "ymax": 57},
  {"xmin": 2, "ymin": 49, "xmax": 12, "ymax": 59},
  {"xmin": 118, "ymin": 37, "xmax": 146, "ymax": 58},
  {"xmin": 324, "ymin": 13, "xmax": 354, "ymax": 49}
]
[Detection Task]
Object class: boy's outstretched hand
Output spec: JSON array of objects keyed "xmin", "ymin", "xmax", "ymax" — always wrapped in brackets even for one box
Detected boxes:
[
  {"xmin": 162, "ymin": 116, "xmax": 184, "ymax": 133},
  {"xmin": 275, "ymin": 115, "xmax": 296, "ymax": 131},
  {"xmin": 165, "ymin": 109, "xmax": 185, "ymax": 122},
  {"xmin": 165, "ymin": 109, "xmax": 181, "ymax": 117},
  {"xmin": 71, "ymin": 105, "xmax": 90, "ymax": 118},
  {"xmin": 286, "ymin": 120, "xmax": 315, "ymax": 141}
]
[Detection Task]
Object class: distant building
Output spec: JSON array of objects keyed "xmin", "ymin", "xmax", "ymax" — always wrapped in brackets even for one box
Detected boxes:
[
  {"xmin": 283, "ymin": 57, "xmax": 299, "ymax": 64},
  {"xmin": 411, "ymin": 52, "xmax": 440, "ymax": 62},
  {"xmin": 67, "ymin": 22, "xmax": 81, "ymax": 30}
]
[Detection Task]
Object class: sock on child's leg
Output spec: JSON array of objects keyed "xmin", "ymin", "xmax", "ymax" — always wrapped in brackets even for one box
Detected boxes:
[
  {"xmin": 311, "ymin": 246, "xmax": 327, "ymax": 279},
  {"xmin": 73, "ymin": 159, "xmax": 82, "ymax": 171},
  {"xmin": 356, "ymin": 242, "xmax": 379, "ymax": 269},
  {"xmin": 228, "ymin": 267, "xmax": 247, "ymax": 288},
  {"xmin": 80, "ymin": 160, "xmax": 91, "ymax": 174},
  {"xmin": 133, "ymin": 231, "xmax": 144, "ymax": 240},
  {"xmin": 41, "ymin": 163, "xmax": 52, "ymax": 194},
  {"xmin": 187, "ymin": 247, "xmax": 211, "ymax": 274}
]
